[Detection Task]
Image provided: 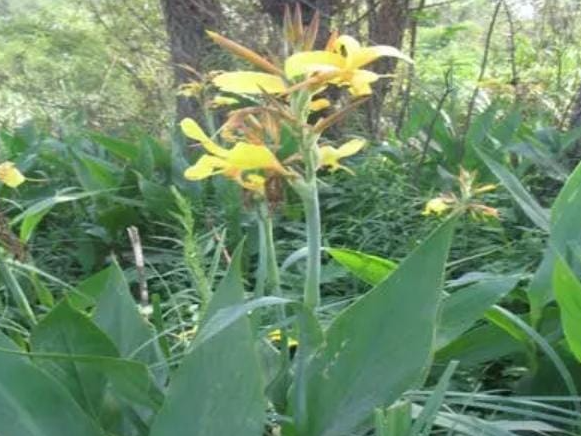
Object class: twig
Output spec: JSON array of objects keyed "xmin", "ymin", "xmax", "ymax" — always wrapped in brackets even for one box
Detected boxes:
[
  {"xmin": 464, "ymin": 0, "xmax": 503, "ymax": 135},
  {"xmin": 415, "ymin": 69, "xmax": 454, "ymax": 183},
  {"xmin": 127, "ymin": 226, "xmax": 149, "ymax": 307}
]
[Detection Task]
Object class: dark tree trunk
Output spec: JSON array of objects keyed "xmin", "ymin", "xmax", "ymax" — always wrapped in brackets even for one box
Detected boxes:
[
  {"xmin": 366, "ymin": 0, "xmax": 410, "ymax": 139},
  {"xmin": 259, "ymin": 0, "xmax": 334, "ymax": 48},
  {"xmin": 160, "ymin": 0, "xmax": 223, "ymax": 121}
]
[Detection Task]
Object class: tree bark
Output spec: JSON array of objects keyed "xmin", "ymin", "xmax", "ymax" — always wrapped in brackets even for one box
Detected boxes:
[
  {"xmin": 366, "ymin": 0, "xmax": 410, "ymax": 139},
  {"xmin": 160, "ymin": 0, "xmax": 223, "ymax": 121}
]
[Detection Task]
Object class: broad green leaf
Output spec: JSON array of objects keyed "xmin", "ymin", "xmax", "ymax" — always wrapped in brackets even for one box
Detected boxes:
[
  {"xmin": 69, "ymin": 265, "xmax": 116, "ymax": 310},
  {"xmin": 88, "ymin": 132, "xmax": 139, "ymax": 161},
  {"xmin": 436, "ymin": 323, "xmax": 524, "ymax": 367},
  {"xmin": 436, "ymin": 275, "xmax": 519, "ymax": 348},
  {"xmin": 30, "ymin": 299, "xmax": 117, "ymax": 417},
  {"xmin": 476, "ymin": 147, "xmax": 549, "ymax": 232},
  {"xmin": 528, "ymin": 159, "xmax": 581, "ymax": 321},
  {"xmin": 0, "ymin": 333, "xmax": 104, "ymax": 436},
  {"xmin": 326, "ymin": 247, "xmax": 398, "ymax": 286},
  {"xmin": 11, "ymin": 189, "xmax": 97, "ymax": 242},
  {"xmin": 72, "ymin": 151, "xmax": 122, "ymax": 191},
  {"xmin": 92, "ymin": 263, "xmax": 164, "ymax": 376},
  {"xmin": 294, "ymin": 218, "xmax": 455, "ymax": 436},
  {"xmin": 553, "ymin": 257, "xmax": 581, "ymax": 362},
  {"xmin": 150, "ymin": 247, "xmax": 266, "ymax": 436}
]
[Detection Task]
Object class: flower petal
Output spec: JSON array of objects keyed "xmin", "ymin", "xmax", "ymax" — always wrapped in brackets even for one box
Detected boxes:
[
  {"xmin": 309, "ymin": 98, "xmax": 331, "ymax": 112},
  {"xmin": 348, "ymin": 69, "xmax": 380, "ymax": 96},
  {"xmin": 333, "ymin": 35, "xmax": 361, "ymax": 64},
  {"xmin": 184, "ymin": 155, "xmax": 228, "ymax": 181},
  {"xmin": 180, "ymin": 118, "xmax": 229, "ymax": 158},
  {"xmin": 285, "ymin": 51, "xmax": 344, "ymax": 79},
  {"xmin": 0, "ymin": 161, "xmax": 25, "ymax": 188},
  {"xmin": 212, "ymin": 72, "xmax": 286, "ymax": 94},
  {"xmin": 227, "ymin": 142, "xmax": 284, "ymax": 172},
  {"xmin": 351, "ymin": 45, "xmax": 413, "ymax": 69},
  {"xmin": 337, "ymin": 139, "xmax": 366, "ymax": 158},
  {"xmin": 241, "ymin": 174, "xmax": 266, "ymax": 194}
]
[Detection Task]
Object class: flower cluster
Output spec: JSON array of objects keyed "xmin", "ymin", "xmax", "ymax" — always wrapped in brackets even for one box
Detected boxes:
[{"xmin": 179, "ymin": 7, "xmax": 410, "ymax": 196}]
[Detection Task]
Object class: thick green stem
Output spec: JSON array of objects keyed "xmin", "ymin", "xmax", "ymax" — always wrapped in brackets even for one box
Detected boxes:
[
  {"xmin": 301, "ymin": 132, "xmax": 322, "ymax": 309},
  {"xmin": 302, "ymin": 184, "xmax": 321, "ymax": 309}
]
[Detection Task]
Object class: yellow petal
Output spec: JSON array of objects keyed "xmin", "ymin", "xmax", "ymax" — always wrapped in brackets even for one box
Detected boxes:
[
  {"xmin": 285, "ymin": 51, "xmax": 344, "ymax": 79},
  {"xmin": 422, "ymin": 198, "xmax": 451, "ymax": 216},
  {"xmin": 318, "ymin": 146, "xmax": 341, "ymax": 170},
  {"xmin": 184, "ymin": 155, "xmax": 228, "ymax": 181},
  {"xmin": 348, "ymin": 69, "xmax": 380, "ymax": 96},
  {"xmin": 351, "ymin": 45, "xmax": 413, "ymax": 69},
  {"xmin": 212, "ymin": 72, "xmax": 286, "ymax": 94},
  {"xmin": 180, "ymin": 118, "xmax": 229, "ymax": 158},
  {"xmin": 210, "ymin": 96, "xmax": 240, "ymax": 107},
  {"xmin": 0, "ymin": 161, "xmax": 25, "ymax": 188},
  {"xmin": 227, "ymin": 142, "xmax": 284, "ymax": 172},
  {"xmin": 241, "ymin": 174, "xmax": 266, "ymax": 194},
  {"xmin": 332, "ymin": 35, "xmax": 361, "ymax": 64},
  {"xmin": 336, "ymin": 139, "xmax": 366, "ymax": 158},
  {"xmin": 309, "ymin": 98, "xmax": 331, "ymax": 112}
]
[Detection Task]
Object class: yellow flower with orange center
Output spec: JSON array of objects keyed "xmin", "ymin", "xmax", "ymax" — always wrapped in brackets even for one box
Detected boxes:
[{"xmin": 181, "ymin": 118, "xmax": 286, "ymax": 194}]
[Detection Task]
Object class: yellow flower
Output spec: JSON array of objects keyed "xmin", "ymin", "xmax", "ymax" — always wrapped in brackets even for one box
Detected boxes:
[
  {"xmin": 318, "ymin": 139, "xmax": 366, "ymax": 174},
  {"xmin": 181, "ymin": 118, "xmax": 285, "ymax": 193},
  {"xmin": 178, "ymin": 82, "xmax": 204, "ymax": 97},
  {"xmin": 285, "ymin": 35, "xmax": 412, "ymax": 96},
  {"xmin": 309, "ymin": 98, "xmax": 331, "ymax": 112},
  {"xmin": 422, "ymin": 198, "xmax": 452, "ymax": 216},
  {"xmin": 0, "ymin": 161, "xmax": 25, "ymax": 188},
  {"xmin": 212, "ymin": 71, "xmax": 287, "ymax": 95},
  {"xmin": 268, "ymin": 328, "xmax": 299, "ymax": 348}
]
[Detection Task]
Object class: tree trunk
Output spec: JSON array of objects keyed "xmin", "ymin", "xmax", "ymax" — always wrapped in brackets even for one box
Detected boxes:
[
  {"xmin": 160, "ymin": 0, "xmax": 223, "ymax": 121},
  {"xmin": 366, "ymin": 0, "xmax": 410, "ymax": 139}
]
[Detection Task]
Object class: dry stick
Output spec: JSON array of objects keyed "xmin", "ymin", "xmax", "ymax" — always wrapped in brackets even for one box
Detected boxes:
[
  {"xmin": 396, "ymin": 0, "xmax": 426, "ymax": 135},
  {"xmin": 464, "ymin": 0, "xmax": 503, "ymax": 137},
  {"xmin": 127, "ymin": 226, "xmax": 149, "ymax": 307}
]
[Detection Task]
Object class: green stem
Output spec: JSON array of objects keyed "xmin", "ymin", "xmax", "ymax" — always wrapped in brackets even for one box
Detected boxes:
[
  {"xmin": 301, "ymin": 132, "xmax": 322, "ymax": 309},
  {"xmin": 258, "ymin": 203, "xmax": 281, "ymax": 297},
  {"xmin": 302, "ymin": 183, "xmax": 321, "ymax": 309},
  {"xmin": 0, "ymin": 256, "xmax": 36, "ymax": 325}
]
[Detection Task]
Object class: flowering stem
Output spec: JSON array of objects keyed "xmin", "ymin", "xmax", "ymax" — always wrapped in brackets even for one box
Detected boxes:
[{"xmin": 301, "ymin": 133, "xmax": 321, "ymax": 309}]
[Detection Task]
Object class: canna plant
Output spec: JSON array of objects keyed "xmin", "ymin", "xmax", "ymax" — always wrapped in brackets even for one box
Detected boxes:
[{"xmin": 2, "ymin": 5, "xmax": 569, "ymax": 436}]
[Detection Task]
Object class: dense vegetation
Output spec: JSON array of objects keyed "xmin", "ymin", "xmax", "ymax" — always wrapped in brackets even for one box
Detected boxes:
[{"xmin": 1, "ymin": 1, "xmax": 581, "ymax": 435}]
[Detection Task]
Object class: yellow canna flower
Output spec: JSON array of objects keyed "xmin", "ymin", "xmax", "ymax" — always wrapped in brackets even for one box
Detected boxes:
[
  {"xmin": 268, "ymin": 328, "xmax": 299, "ymax": 348},
  {"xmin": 181, "ymin": 118, "xmax": 286, "ymax": 193},
  {"xmin": 0, "ymin": 161, "xmax": 25, "ymax": 188},
  {"xmin": 212, "ymin": 71, "xmax": 287, "ymax": 95},
  {"xmin": 309, "ymin": 98, "xmax": 331, "ymax": 112},
  {"xmin": 285, "ymin": 35, "xmax": 412, "ymax": 96},
  {"xmin": 422, "ymin": 198, "xmax": 452, "ymax": 216},
  {"xmin": 318, "ymin": 139, "xmax": 366, "ymax": 174}
]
